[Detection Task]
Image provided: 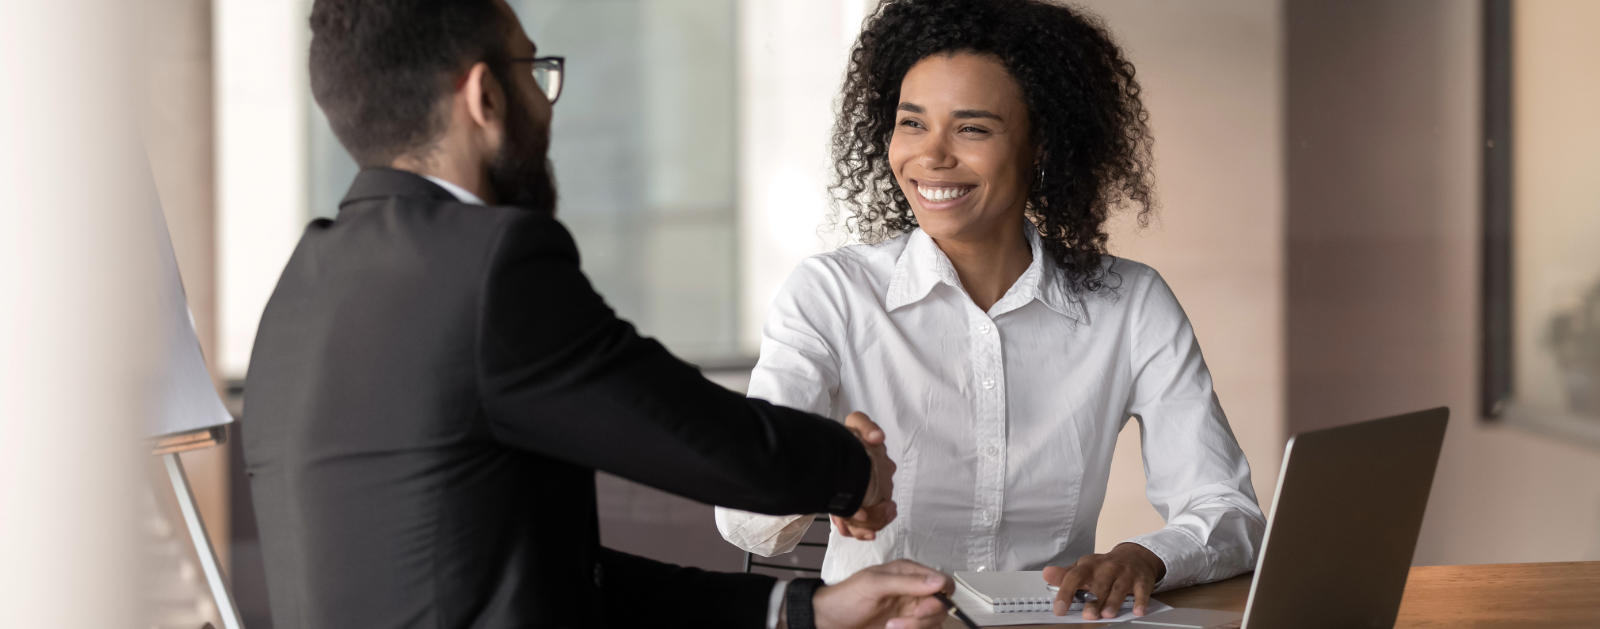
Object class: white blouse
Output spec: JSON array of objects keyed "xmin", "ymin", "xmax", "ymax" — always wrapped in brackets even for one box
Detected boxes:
[{"xmin": 715, "ymin": 226, "xmax": 1265, "ymax": 589}]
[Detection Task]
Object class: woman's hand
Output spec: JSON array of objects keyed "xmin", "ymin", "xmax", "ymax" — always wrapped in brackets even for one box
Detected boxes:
[
  {"xmin": 832, "ymin": 412, "xmax": 897, "ymax": 540},
  {"xmin": 1044, "ymin": 543, "xmax": 1166, "ymax": 620}
]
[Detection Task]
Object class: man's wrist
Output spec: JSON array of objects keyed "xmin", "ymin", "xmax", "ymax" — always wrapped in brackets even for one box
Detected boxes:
[
  {"xmin": 827, "ymin": 425, "xmax": 871, "ymax": 515},
  {"xmin": 783, "ymin": 578, "xmax": 825, "ymax": 629}
]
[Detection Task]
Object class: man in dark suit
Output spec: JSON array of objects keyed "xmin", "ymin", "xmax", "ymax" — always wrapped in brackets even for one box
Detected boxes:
[{"xmin": 242, "ymin": 1, "xmax": 949, "ymax": 628}]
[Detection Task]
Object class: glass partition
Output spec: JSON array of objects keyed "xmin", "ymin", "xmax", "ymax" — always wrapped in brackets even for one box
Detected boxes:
[{"xmin": 307, "ymin": 0, "xmax": 741, "ymax": 361}]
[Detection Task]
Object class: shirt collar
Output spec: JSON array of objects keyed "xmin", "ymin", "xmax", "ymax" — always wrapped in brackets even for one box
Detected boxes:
[
  {"xmin": 422, "ymin": 175, "xmax": 487, "ymax": 206},
  {"xmin": 340, "ymin": 167, "xmax": 458, "ymax": 208},
  {"xmin": 884, "ymin": 222, "xmax": 1087, "ymax": 323}
]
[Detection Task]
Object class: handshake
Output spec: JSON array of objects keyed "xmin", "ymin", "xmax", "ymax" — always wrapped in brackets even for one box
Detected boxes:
[{"xmin": 835, "ymin": 412, "xmax": 898, "ymax": 541}]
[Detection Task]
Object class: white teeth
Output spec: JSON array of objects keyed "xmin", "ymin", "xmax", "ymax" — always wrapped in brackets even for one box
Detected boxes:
[{"xmin": 917, "ymin": 186, "xmax": 970, "ymax": 202}]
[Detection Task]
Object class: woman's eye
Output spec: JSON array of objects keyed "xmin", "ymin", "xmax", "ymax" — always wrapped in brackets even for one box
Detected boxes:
[
  {"xmin": 898, "ymin": 119, "xmax": 923, "ymax": 129},
  {"xmin": 961, "ymin": 126, "xmax": 988, "ymax": 134}
]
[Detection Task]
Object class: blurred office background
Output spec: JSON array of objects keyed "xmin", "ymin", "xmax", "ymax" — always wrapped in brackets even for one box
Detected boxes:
[{"xmin": 5, "ymin": 0, "xmax": 1596, "ymax": 627}]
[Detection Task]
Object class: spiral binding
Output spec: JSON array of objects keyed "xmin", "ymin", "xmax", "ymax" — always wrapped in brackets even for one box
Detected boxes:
[{"xmin": 988, "ymin": 596, "xmax": 1055, "ymax": 613}]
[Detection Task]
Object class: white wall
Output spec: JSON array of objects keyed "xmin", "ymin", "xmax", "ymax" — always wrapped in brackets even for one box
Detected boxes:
[{"xmin": 215, "ymin": 0, "xmax": 310, "ymax": 378}]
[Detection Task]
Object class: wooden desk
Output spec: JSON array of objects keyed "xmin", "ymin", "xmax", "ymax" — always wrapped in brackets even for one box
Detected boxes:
[{"xmin": 944, "ymin": 561, "xmax": 1600, "ymax": 628}]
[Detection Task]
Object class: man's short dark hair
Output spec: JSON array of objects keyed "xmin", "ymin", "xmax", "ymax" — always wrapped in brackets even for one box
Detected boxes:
[{"xmin": 309, "ymin": 0, "xmax": 507, "ymax": 167}]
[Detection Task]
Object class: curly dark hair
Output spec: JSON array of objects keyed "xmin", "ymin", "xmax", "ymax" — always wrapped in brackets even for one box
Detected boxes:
[{"xmin": 831, "ymin": 0, "xmax": 1154, "ymax": 292}]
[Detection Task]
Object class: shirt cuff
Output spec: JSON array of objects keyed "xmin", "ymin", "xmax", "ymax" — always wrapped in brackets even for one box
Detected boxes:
[
  {"xmin": 767, "ymin": 579, "xmax": 790, "ymax": 629},
  {"xmin": 1123, "ymin": 527, "xmax": 1206, "ymax": 592}
]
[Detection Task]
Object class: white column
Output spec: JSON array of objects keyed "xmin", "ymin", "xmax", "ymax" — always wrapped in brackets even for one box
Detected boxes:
[
  {"xmin": 216, "ymin": 0, "xmax": 311, "ymax": 378},
  {"xmin": 0, "ymin": 0, "xmax": 153, "ymax": 626},
  {"xmin": 737, "ymin": 0, "xmax": 875, "ymax": 351}
]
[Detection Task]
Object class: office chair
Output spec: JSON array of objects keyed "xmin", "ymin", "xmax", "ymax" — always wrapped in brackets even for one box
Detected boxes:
[{"xmin": 742, "ymin": 515, "xmax": 831, "ymax": 576}]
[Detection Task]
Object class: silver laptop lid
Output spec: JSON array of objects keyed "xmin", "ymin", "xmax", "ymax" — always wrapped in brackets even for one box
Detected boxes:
[{"xmin": 1241, "ymin": 407, "xmax": 1448, "ymax": 629}]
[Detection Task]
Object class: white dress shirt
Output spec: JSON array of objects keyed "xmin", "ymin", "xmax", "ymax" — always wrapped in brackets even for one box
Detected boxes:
[
  {"xmin": 423, "ymin": 175, "xmax": 487, "ymax": 205},
  {"xmin": 716, "ymin": 226, "xmax": 1265, "ymax": 590}
]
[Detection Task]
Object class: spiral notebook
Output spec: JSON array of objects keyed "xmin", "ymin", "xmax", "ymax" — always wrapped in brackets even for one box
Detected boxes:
[
  {"xmin": 953, "ymin": 571, "xmax": 1058, "ymax": 612},
  {"xmin": 952, "ymin": 570, "xmax": 1172, "ymax": 625}
]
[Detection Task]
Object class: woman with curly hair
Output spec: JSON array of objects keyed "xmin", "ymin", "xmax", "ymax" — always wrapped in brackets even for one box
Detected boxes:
[{"xmin": 716, "ymin": 0, "xmax": 1264, "ymax": 619}]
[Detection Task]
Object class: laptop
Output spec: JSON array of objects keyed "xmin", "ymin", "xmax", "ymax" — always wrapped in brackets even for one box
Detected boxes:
[{"xmin": 1130, "ymin": 407, "xmax": 1449, "ymax": 629}]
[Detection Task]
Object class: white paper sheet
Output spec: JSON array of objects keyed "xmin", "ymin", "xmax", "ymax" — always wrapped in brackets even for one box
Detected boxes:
[
  {"xmin": 950, "ymin": 584, "xmax": 1173, "ymax": 626},
  {"xmin": 147, "ymin": 176, "xmax": 234, "ymax": 439}
]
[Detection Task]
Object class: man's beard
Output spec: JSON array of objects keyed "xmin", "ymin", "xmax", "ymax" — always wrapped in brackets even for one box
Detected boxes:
[{"xmin": 488, "ymin": 86, "xmax": 559, "ymax": 214}]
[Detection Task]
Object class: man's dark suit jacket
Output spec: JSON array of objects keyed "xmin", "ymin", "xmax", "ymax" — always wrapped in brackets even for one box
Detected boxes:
[{"xmin": 244, "ymin": 168, "xmax": 871, "ymax": 629}]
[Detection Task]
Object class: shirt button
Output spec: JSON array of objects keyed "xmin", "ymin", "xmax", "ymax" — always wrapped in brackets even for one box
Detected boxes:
[
  {"xmin": 978, "ymin": 324, "xmax": 992, "ymax": 334},
  {"xmin": 984, "ymin": 445, "xmax": 999, "ymax": 457},
  {"xmin": 982, "ymin": 379, "xmax": 995, "ymax": 389}
]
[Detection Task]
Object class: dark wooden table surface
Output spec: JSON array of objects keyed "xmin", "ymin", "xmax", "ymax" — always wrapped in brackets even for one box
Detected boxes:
[{"xmin": 941, "ymin": 561, "xmax": 1600, "ymax": 628}]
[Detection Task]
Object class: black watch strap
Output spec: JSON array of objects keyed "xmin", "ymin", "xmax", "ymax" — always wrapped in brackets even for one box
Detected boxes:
[{"xmin": 785, "ymin": 578, "xmax": 825, "ymax": 629}]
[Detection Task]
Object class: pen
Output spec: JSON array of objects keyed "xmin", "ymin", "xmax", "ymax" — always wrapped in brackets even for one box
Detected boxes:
[
  {"xmin": 1047, "ymin": 584, "xmax": 1135, "ymax": 611},
  {"xmin": 933, "ymin": 591, "xmax": 982, "ymax": 629}
]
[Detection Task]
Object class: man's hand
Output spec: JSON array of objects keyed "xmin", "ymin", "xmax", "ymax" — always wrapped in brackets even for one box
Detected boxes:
[
  {"xmin": 1045, "ymin": 542, "xmax": 1166, "ymax": 620},
  {"xmin": 809, "ymin": 560, "xmax": 952, "ymax": 629},
  {"xmin": 830, "ymin": 412, "xmax": 896, "ymax": 541}
]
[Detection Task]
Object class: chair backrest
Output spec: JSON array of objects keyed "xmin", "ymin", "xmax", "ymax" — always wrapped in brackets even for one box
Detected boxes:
[{"xmin": 742, "ymin": 515, "xmax": 830, "ymax": 578}]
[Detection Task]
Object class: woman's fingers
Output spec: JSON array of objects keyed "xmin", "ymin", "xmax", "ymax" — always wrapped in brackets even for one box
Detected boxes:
[
  {"xmin": 1050, "ymin": 565, "xmax": 1087, "ymax": 616},
  {"xmin": 1099, "ymin": 577, "xmax": 1131, "ymax": 619},
  {"xmin": 1047, "ymin": 549, "xmax": 1162, "ymax": 619},
  {"xmin": 1081, "ymin": 571, "xmax": 1115, "ymax": 620},
  {"xmin": 1132, "ymin": 575, "xmax": 1154, "ymax": 616},
  {"xmin": 836, "ymin": 501, "xmax": 896, "ymax": 540},
  {"xmin": 844, "ymin": 411, "xmax": 886, "ymax": 444}
]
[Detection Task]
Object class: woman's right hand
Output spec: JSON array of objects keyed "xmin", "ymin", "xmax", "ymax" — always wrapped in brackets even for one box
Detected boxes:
[{"xmin": 833, "ymin": 412, "xmax": 898, "ymax": 540}]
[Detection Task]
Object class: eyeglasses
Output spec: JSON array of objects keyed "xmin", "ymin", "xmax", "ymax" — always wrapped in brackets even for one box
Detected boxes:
[{"xmin": 510, "ymin": 56, "xmax": 564, "ymax": 104}]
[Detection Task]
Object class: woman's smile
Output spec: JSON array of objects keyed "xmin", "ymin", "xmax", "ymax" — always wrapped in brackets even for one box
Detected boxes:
[
  {"xmin": 888, "ymin": 53, "xmax": 1034, "ymax": 248},
  {"xmin": 912, "ymin": 179, "xmax": 977, "ymax": 207}
]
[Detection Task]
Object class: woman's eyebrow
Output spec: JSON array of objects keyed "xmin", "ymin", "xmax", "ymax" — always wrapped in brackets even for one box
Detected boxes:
[
  {"xmin": 897, "ymin": 103, "xmax": 1003, "ymax": 122},
  {"xmin": 952, "ymin": 109, "xmax": 1003, "ymax": 121}
]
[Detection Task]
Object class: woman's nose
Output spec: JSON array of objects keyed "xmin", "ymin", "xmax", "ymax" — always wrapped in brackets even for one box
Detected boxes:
[{"xmin": 917, "ymin": 132, "xmax": 957, "ymax": 170}]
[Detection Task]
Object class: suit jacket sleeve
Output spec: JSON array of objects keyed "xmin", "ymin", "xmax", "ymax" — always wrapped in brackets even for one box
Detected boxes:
[
  {"xmin": 599, "ymin": 548, "xmax": 777, "ymax": 628},
  {"xmin": 477, "ymin": 211, "xmax": 872, "ymax": 518}
]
